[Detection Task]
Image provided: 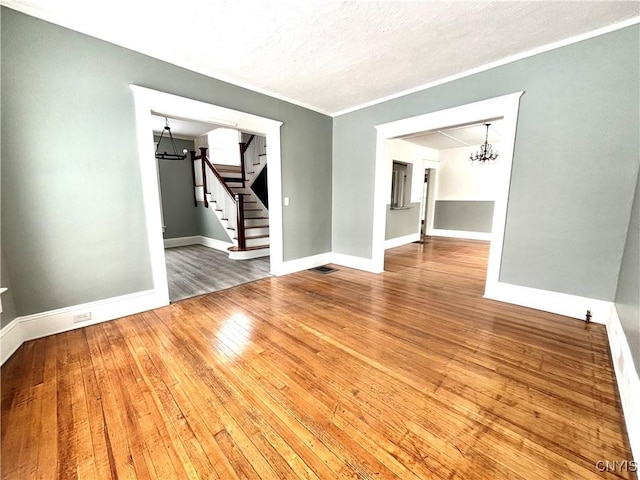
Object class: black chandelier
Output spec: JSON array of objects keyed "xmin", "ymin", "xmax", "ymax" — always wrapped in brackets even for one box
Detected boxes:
[
  {"xmin": 155, "ymin": 117, "xmax": 186, "ymax": 161},
  {"xmin": 469, "ymin": 123, "xmax": 498, "ymax": 164}
]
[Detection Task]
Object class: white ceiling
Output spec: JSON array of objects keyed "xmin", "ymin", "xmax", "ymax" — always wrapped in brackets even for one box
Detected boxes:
[
  {"xmin": 151, "ymin": 114, "xmax": 221, "ymax": 139},
  {"xmin": 403, "ymin": 121, "xmax": 502, "ymax": 151},
  {"xmin": 4, "ymin": 1, "xmax": 638, "ymax": 115}
]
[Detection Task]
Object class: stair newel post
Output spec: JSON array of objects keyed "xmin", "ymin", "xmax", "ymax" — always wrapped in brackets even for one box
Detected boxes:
[
  {"xmin": 239, "ymin": 142, "xmax": 247, "ymax": 187},
  {"xmin": 235, "ymin": 194, "xmax": 246, "ymax": 250},
  {"xmin": 200, "ymin": 147, "xmax": 209, "ymax": 208},
  {"xmin": 189, "ymin": 150, "xmax": 198, "ymax": 207}
]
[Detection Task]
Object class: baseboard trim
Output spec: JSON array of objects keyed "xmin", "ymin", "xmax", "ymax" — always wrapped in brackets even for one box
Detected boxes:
[
  {"xmin": 484, "ymin": 281, "xmax": 611, "ymax": 324},
  {"xmin": 607, "ymin": 306, "xmax": 640, "ymax": 462},
  {"xmin": 0, "ymin": 319, "xmax": 23, "ymax": 366},
  {"xmin": 198, "ymin": 236, "xmax": 234, "ymax": 252},
  {"xmin": 430, "ymin": 229, "xmax": 492, "ymax": 241},
  {"xmin": 229, "ymin": 248, "xmax": 270, "ymax": 260},
  {"xmin": 164, "ymin": 236, "xmax": 200, "ymax": 248},
  {"xmin": 330, "ymin": 253, "xmax": 383, "ymax": 274},
  {"xmin": 164, "ymin": 235, "xmax": 234, "ymax": 252},
  {"xmin": 271, "ymin": 253, "xmax": 334, "ymax": 276},
  {"xmin": 384, "ymin": 233, "xmax": 420, "ymax": 250},
  {"xmin": 0, "ymin": 289, "xmax": 166, "ymax": 365}
]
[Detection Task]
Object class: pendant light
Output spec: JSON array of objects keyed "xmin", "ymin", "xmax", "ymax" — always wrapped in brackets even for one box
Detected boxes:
[{"xmin": 155, "ymin": 117, "xmax": 186, "ymax": 160}]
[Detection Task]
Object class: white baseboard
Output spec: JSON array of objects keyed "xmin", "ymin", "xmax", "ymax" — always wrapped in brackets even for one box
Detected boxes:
[
  {"xmin": 269, "ymin": 251, "xmax": 383, "ymax": 276},
  {"xmin": 0, "ymin": 319, "xmax": 23, "ymax": 366},
  {"xmin": 164, "ymin": 235, "xmax": 234, "ymax": 252},
  {"xmin": 330, "ymin": 253, "xmax": 383, "ymax": 274},
  {"xmin": 607, "ymin": 306, "xmax": 640, "ymax": 462},
  {"xmin": 430, "ymin": 229, "xmax": 492, "ymax": 241},
  {"xmin": 198, "ymin": 236, "xmax": 234, "ymax": 252},
  {"xmin": 229, "ymin": 248, "xmax": 270, "ymax": 260},
  {"xmin": 384, "ymin": 233, "xmax": 420, "ymax": 250},
  {"xmin": 0, "ymin": 289, "xmax": 166, "ymax": 365},
  {"xmin": 164, "ymin": 236, "xmax": 200, "ymax": 248},
  {"xmin": 271, "ymin": 253, "xmax": 333, "ymax": 276},
  {"xmin": 484, "ymin": 281, "xmax": 612, "ymax": 324}
]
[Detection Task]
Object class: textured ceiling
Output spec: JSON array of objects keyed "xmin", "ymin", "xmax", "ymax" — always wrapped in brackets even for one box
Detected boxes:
[
  {"xmin": 403, "ymin": 122, "xmax": 502, "ymax": 150},
  {"xmin": 4, "ymin": 1, "xmax": 639, "ymax": 115}
]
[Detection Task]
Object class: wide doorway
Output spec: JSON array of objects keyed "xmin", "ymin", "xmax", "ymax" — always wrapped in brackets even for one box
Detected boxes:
[{"xmin": 153, "ymin": 114, "xmax": 274, "ymax": 302}]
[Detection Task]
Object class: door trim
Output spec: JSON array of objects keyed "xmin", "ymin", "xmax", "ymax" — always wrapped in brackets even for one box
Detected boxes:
[
  {"xmin": 372, "ymin": 92, "xmax": 524, "ymax": 296},
  {"xmin": 131, "ymin": 85, "xmax": 284, "ymax": 305}
]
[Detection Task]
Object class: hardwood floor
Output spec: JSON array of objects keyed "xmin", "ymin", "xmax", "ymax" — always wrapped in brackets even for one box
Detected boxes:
[
  {"xmin": 1, "ymin": 238, "xmax": 635, "ymax": 479},
  {"xmin": 165, "ymin": 245, "xmax": 271, "ymax": 302}
]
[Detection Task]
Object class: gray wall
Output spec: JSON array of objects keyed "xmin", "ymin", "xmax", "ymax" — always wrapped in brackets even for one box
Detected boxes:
[
  {"xmin": 155, "ymin": 136, "xmax": 199, "ymax": 240},
  {"xmin": 615, "ymin": 168, "xmax": 640, "ymax": 375},
  {"xmin": 156, "ymin": 135, "xmax": 234, "ymax": 243},
  {"xmin": 197, "ymin": 205, "xmax": 233, "ymax": 243},
  {"xmin": 333, "ymin": 25, "xmax": 639, "ymax": 301},
  {"xmin": 1, "ymin": 8, "xmax": 332, "ymax": 317},
  {"xmin": 1, "ymin": 250, "xmax": 17, "ymax": 329},
  {"xmin": 385, "ymin": 204, "xmax": 420, "ymax": 240},
  {"xmin": 433, "ymin": 201, "xmax": 494, "ymax": 233}
]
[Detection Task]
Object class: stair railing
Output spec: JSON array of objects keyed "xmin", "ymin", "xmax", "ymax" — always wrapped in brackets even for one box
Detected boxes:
[{"xmin": 190, "ymin": 148, "xmax": 246, "ymax": 250}]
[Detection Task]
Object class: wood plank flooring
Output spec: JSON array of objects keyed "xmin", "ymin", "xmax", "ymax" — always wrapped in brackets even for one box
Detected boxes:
[
  {"xmin": 165, "ymin": 245, "xmax": 271, "ymax": 302},
  {"xmin": 1, "ymin": 238, "xmax": 635, "ymax": 479}
]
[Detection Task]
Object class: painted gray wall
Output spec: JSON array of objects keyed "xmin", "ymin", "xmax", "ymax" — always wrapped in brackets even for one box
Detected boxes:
[
  {"xmin": 197, "ymin": 205, "xmax": 233, "ymax": 243},
  {"xmin": 333, "ymin": 25, "xmax": 639, "ymax": 301},
  {"xmin": 0, "ymin": 250, "xmax": 17, "ymax": 329},
  {"xmin": 615, "ymin": 168, "xmax": 640, "ymax": 375},
  {"xmin": 385, "ymin": 204, "xmax": 420, "ymax": 240},
  {"xmin": 433, "ymin": 201, "xmax": 494, "ymax": 233},
  {"xmin": 156, "ymin": 135, "xmax": 233, "ymax": 243},
  {"xmin": 155, "ymin": 136, "xmax": 199, "ymax": 240},
  {"xmin": 1, "ymin": 8, "xmax": 332, "ymax": 316}
]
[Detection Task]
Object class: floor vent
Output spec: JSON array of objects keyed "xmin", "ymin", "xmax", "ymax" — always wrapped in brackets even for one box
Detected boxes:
[
  {"xmin": 309, "ymin": 265, "xmax": 338, "ymax": 274},
  {"xmin": 413, "ymin": 240, "xmax": 430, "ymax": 244}
]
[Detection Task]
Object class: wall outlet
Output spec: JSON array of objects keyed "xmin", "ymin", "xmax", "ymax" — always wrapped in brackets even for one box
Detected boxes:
[{"xmin": 73, "ymin": 312, "xmax": 92, "ymax": 323}]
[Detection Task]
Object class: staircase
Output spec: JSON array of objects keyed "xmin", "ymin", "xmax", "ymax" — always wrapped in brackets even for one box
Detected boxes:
[
  {"xmin": 191, "ymin": 135, "xmax": 269, "ymax": 260},
  {"xmin": 213, "ymin": 164, "xmax": 270, "ymax": 259}
]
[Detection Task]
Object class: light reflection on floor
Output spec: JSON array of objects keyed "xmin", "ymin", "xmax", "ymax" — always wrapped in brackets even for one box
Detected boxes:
[{"xmin": 215, "ymin": 312, "xmax": 252, "ymax": 361}]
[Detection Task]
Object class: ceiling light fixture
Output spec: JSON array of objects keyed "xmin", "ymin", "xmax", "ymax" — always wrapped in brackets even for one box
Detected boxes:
[
  {"xmin": 155, "ymin": 117, "xmax": 186, "ymax": 160},
  {"xmin": 470, "ymin": 123, "xmax": 498, "ymax": 164}
]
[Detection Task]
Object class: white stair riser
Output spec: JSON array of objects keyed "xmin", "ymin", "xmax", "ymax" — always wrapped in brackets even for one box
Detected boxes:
[
  {"xmin": 228, "ymin": 247, "xmax": 270, "ymax": 260},
  {"xmin": 244, "ymin": 217, "xmax": 267, "ymax": 227},
  {"xmin": 244, "ymin": 226, "xmax": 269, "ymax": 236},
  {"xmin": 245, "ymin": 237, "xmax": 269, "ymax": 248},
  {"xmin": 244, "ymin": 210, "xmax": 266, "ymax": 218}
]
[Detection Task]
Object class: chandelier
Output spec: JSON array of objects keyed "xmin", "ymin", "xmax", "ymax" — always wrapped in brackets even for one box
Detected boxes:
[
  {"xmin": 155, "ymin": 117, "xmax": 187, "ymax": 161},
  {"xmin": 469, "ymin": 123, "xmax": 498, "ymax": 164}
]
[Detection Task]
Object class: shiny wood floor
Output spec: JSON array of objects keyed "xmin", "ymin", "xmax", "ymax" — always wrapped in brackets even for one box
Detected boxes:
[{"xmin": 1, "ymin": 238, "xmax": 634, "ymax": 479}]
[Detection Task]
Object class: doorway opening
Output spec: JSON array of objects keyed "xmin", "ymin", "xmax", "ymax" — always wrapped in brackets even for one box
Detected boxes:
[
  {"xmin": 153, "ymin": 116, "xmax": 273, "ymax": 302},
  {"xmin": 131, "ymin": 86, "xmax": 283, "ymax": 306},
  {"xmin": 372, "ymin": 92, "xmax": 524, "ymax": 296}
]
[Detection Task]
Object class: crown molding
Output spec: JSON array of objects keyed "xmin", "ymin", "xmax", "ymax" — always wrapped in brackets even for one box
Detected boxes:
[{"xmin": 332, "ymin": 16, "xmax": 640, "ymax": 117}]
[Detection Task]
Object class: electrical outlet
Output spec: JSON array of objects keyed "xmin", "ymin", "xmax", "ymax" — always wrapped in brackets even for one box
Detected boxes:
[{"xmin": 73, "ymin": 312, "xmax": 92, "ymax": 323}]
